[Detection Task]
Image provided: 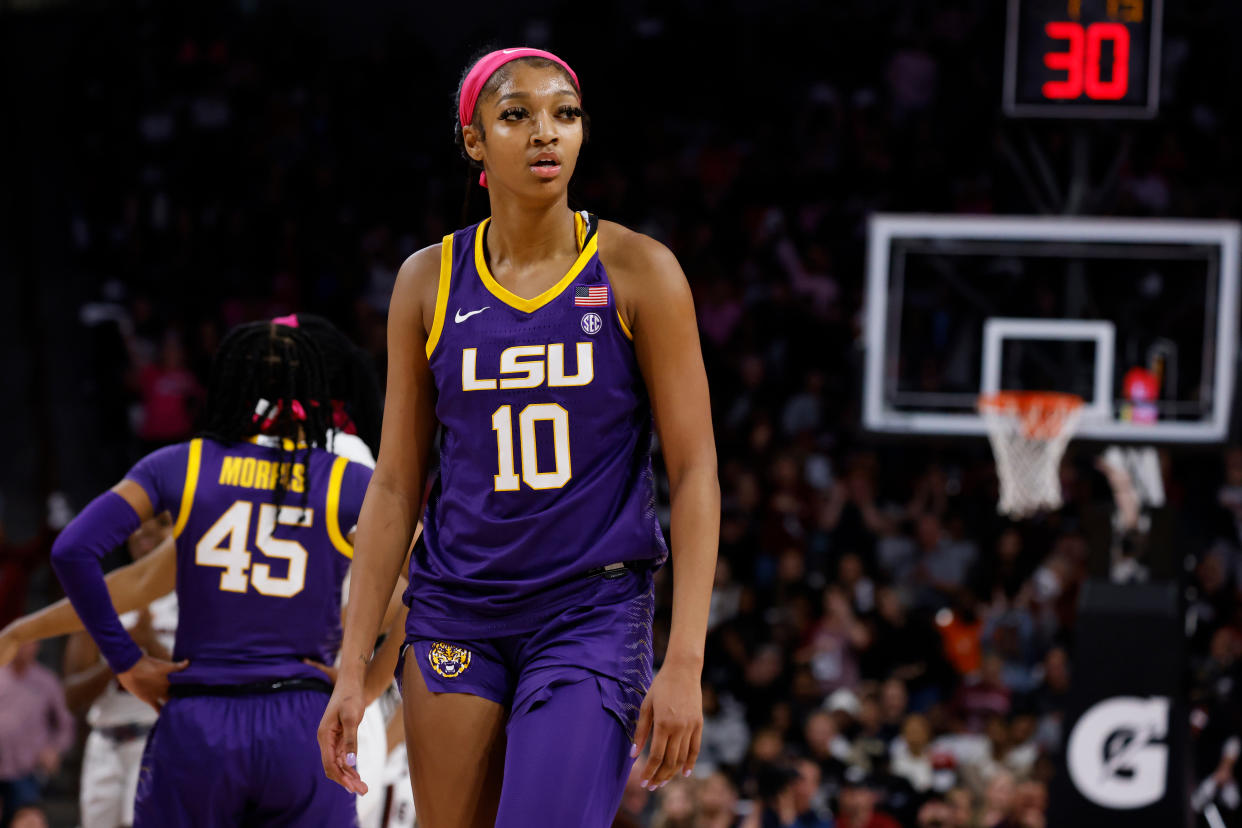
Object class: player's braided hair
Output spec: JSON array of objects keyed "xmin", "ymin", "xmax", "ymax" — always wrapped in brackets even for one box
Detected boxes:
[
  {"xmin": 290, "ymin": 314, "xmax": 383, "ymax": 456},
  {"xmin": 198, "ymin": 321, "xmax": 332, "ymax": 510}
]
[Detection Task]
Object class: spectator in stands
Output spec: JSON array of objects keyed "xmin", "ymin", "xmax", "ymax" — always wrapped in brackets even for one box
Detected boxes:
[
  {"xmin": 651, "ymin": 778, "xmax": 697, "ymax": 828},
  {"xmin": 800, "ymin": 587, "xmax": 869, "ymax": 696},
  {"xmin": 700, "ymin": 682, "xmax": 752, "ymax": 775},
  {"xmin": 914, "ymin": 514, "xmax": 977, "ymax": 610},
  {"xmin": 698, "ymin": 771, "xmax": 742, "ymax": 828},
  {"xmin": 802, "ymin": 710, "xmax": 850, "ymax": 784},
  {"xmin": 977, "ymin": 770, "xmax": 1017, "ymax": 828},
  {"xmin": 0, "ymin": 643, "xmax": 73, "ymax": 828},
  {"xmin": 132, "ymin": 328, "xmax": 205, "ymax": 450},
  {"xmin": 877, "ymin": 679, "xmax": 908, "ymax": 742},
  {"xmin": 834, "ymin": 767, "xmax": 899, "ymax": 828},
  {"xmin": 791, "ymin": 758, "xmax": 835, "ymax": 828},
  {"xmin": 1028, "ymin": 646, "xmax": 1071, "ymax": 754},
  {"xmin": 739, "ymin": 763, "xmax": 819, "ymax": 828},
  {"xmin": 953, "ymin": 654, "xmax": 1012, "ymax": 733},
  {"xmin": 890, "ymin": 714, "xmax": 935, "ymax": 793},
  {"xmin": 944, "ymin": 787, "xmax": 975, "ymax": 828}
]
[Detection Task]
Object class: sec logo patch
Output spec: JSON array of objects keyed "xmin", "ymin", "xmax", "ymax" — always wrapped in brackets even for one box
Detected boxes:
[
  {"xmin": 581, "ymin": 312, "xmax": 603, "ymax": 335},
  {"xmin": 427, "ymin": 642, "xmax": 472, "ymax": 678}
]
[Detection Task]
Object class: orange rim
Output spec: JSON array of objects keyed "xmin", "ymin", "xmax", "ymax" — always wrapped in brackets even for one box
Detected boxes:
[{"xmin": 978, "ymin": 391, "xmax": 1083, "ymax": 440}]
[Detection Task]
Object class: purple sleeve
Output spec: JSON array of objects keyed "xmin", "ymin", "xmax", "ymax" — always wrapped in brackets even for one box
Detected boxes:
[
  {"xmin": 124, "ymin": 442, "xmax": 190, "ymax": 515},
  {"xmin": 338, "ymin": 461, "xmax": 373, "ymax": 530},
  {"xmin": 50, "ymin": 491, "xmax": 144, "ymax": 673}
]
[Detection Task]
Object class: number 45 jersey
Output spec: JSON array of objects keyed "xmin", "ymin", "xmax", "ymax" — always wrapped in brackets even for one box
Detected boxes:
[
  {"xmin": 412, "ymin": 213, "xmax": 668, "ymax": 634},
  {"xmin": 125, "ymin": 437, "xmax": 372, "ymax": 686}
]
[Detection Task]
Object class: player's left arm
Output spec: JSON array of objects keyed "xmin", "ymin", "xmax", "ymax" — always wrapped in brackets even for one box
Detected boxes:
[
  {"xmin": 50, "ymin": 447, "xmax": 189, "ymax": 711},
  {"xmin": 604, "ymin": 222, "xmax": 720, "ymax": 789}
]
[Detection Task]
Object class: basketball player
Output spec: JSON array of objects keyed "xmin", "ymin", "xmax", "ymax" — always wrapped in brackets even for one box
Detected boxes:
[
  {"xmin": 51, "ymin": 321, "xmax": 371, "ymax": 826},
  {"xmin": 1, "ymin": 314, "xmax": 407, "ymax": 824},
  {"xmin": 318, "ymin": 48, "xmax": 720, "ymax": 827}
]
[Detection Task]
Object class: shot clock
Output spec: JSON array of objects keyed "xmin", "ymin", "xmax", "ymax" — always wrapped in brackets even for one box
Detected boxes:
[{"xmin": 1004, "ymin": 0, "xmax": 1163, "ymax": 118}]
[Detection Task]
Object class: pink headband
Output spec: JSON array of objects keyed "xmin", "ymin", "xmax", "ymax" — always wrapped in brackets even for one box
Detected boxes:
[{"xmin": 458, "ymin": 47, "xmax": 580, "ymax": 188}]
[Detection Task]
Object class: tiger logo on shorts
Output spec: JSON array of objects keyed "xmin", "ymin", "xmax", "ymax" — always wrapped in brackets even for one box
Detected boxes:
[{"xmin": 427, "ymin": 641, "xmax": 472, "ymax": 678}]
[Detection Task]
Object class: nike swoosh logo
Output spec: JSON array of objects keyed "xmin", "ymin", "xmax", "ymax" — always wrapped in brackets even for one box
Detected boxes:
[
  {"xmin": 455, "ymin": 307, "xmax": 489, "ymax": 323},
  {"xmin": 501, "ymin": 48, "xmax": 525, "ymax": 54}
]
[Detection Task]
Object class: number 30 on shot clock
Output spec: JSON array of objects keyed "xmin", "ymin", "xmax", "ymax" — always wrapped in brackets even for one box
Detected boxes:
[{"xmin": 1004, "ymin": 0, "xmax": 1163, "ymax": 118}]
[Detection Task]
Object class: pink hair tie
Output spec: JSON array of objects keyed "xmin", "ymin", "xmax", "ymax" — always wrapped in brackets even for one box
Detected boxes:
[
  {"xmin": 272, "ymin": 314, "xmax": 300, "ymax": 328},
  {"xmin": 458, "ymin": 47, "xmax": 581, "ymax": 189}
]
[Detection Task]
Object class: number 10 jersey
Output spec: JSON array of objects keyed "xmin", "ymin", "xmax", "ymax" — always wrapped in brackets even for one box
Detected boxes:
[{"xmin": 410, "ymin": 213, "xmax": 667, "ymax": 635}]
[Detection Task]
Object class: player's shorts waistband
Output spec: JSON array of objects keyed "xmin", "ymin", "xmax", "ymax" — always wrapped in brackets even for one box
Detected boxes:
[
  {"xmin": 582, "ymin": 560, "xmax": 654, "ymax": 580},
  {"xmin": 168, "ymin": 677, "xmax": 333, "ymax": 698}
]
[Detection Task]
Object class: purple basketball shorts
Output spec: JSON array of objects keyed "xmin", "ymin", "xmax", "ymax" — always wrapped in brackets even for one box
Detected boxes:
[
  {"xmin": 133, "ymin": 689, "xmax": 357, "ymax": 827},
  {"xmin": 399, "ymin": 574, "xmax": 655, "ymax": 827}
]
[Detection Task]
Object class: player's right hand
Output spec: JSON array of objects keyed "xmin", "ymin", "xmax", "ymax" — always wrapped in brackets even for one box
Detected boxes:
[
  {"xmin": 117, "ymin": 654, "xmax": 189, "ymax": 712},
  {"xmin": 317, "ymin": 678, "xmax": 369, "ymax": 796}
]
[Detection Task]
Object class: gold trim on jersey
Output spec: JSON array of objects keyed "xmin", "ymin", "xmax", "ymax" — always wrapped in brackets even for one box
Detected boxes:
[
  {"xmin": 616, "ymin": 308, "xmax": 633, "ymax": 340},
  {"xmin": 425, "ymin": 235, "xmax": 455, "ymax": 359},
  {"xmin": 325, "ymin": 455, "xmax": 354, "ymax": 558},
  {"xmin": 172, "ymin": 438, "xmax": 203, "ymax": 538},
  {"xmin": 574, "ymin": 210, "xmax": 589, "ymax": 251},
  {"xmin": 474, "ymin": 213, "xmax": 599, "ymax": 314}
]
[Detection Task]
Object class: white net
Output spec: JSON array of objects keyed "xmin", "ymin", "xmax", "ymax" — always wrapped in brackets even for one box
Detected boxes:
[{"xmin": 979, "ymin": 392, "xmax": 1083, "ymax": 518}]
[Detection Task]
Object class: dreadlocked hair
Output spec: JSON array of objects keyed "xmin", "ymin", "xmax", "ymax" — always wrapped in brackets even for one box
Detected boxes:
[
  {"xmin": 288, "ymin": 314, "xmax": 383, "ymax": 456},
  {"xmin": 198, "ymin": 321, "xmax": 333, "ymax": 513}
]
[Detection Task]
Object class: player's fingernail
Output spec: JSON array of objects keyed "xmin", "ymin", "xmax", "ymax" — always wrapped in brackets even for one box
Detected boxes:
[
  {"xmin": 640, "ymin": 779, "xmax": 649, "ymax": 788},
  {"xmin": 660, "ymin": 780, "xmax": 669, "ymax": 789},
  {"xmin": 345, "ymin": 752, "xmax": 356, "ymax": 767},
  {"xmin": 630, "ymin": 743, "xmax": 639, "ymax": 758},
  {"xmin": 684, "ymin": 769, "xmax": 692, "ymax": 777}
]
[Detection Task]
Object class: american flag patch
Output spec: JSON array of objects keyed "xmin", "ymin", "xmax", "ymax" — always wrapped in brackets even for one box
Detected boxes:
[{"xmin": 575, "ymin": 285, "xmax": 609, "ymax": 306}]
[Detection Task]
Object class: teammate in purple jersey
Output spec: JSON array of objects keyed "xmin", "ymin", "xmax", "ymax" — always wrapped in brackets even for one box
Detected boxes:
[
  {"xmin": 51, "ymin": 321, "xmax": 371, "ymax": 827},
  {"xmin": 319, "ymin": 47, "xmax": 720, "ymax": 827}
]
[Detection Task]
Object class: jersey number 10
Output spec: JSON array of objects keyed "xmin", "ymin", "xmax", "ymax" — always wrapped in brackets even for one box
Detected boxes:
[{"xmin": 491, "ymin": 403, "xmax": 571, "ymax": 491}]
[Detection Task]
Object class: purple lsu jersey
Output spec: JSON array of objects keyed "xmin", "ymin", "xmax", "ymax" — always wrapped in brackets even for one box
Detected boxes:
[
  {"xmin": 126, "ymin": 437, "xmax": 371, "ymax": 685},
  {"xmin": 407, "ymin": 212, "xmax": 667, "ymax": 634}
]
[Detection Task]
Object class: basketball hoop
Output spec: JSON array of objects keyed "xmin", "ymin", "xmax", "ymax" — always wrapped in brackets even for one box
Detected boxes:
[{"xmin": 979, "ymin": 391, "xmax": 1084, "ymax": 518}]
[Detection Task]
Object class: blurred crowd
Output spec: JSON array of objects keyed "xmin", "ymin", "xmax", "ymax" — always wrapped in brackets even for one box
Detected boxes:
[{"xmin": 4, "ymin": 0, "xmax": 1242, "ymax": 826}]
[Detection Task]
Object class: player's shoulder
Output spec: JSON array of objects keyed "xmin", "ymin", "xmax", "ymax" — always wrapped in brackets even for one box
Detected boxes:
[
  {"xmin": 596, "ymin": 220, "xmax": 680, "ymax": 277},
  {"xmin": 390, "ymin": 240, "xmax": 451, "ymax": 319},
  {"xmin": 394, "ymin": 243, "xmax": 444, "ymax": 303},
  {"xmin": 596, "ymin": 219, "xmax": 690, "ymax": 304}
]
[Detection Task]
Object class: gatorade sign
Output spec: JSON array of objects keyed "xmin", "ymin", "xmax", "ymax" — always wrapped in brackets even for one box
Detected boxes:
[
  {"xmin": 1067, "ymin": 696, "xmax": 1169, "ymax": 809},
  {"xmin": 1048, "ymin": 582, "xmax": 1187, "ymax": 828}
]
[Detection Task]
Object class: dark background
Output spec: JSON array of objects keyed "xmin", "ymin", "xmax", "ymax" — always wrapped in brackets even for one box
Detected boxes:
[{"xmin": 2, "ymin": 1, "xmax": 1242, "ymax": 826}]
